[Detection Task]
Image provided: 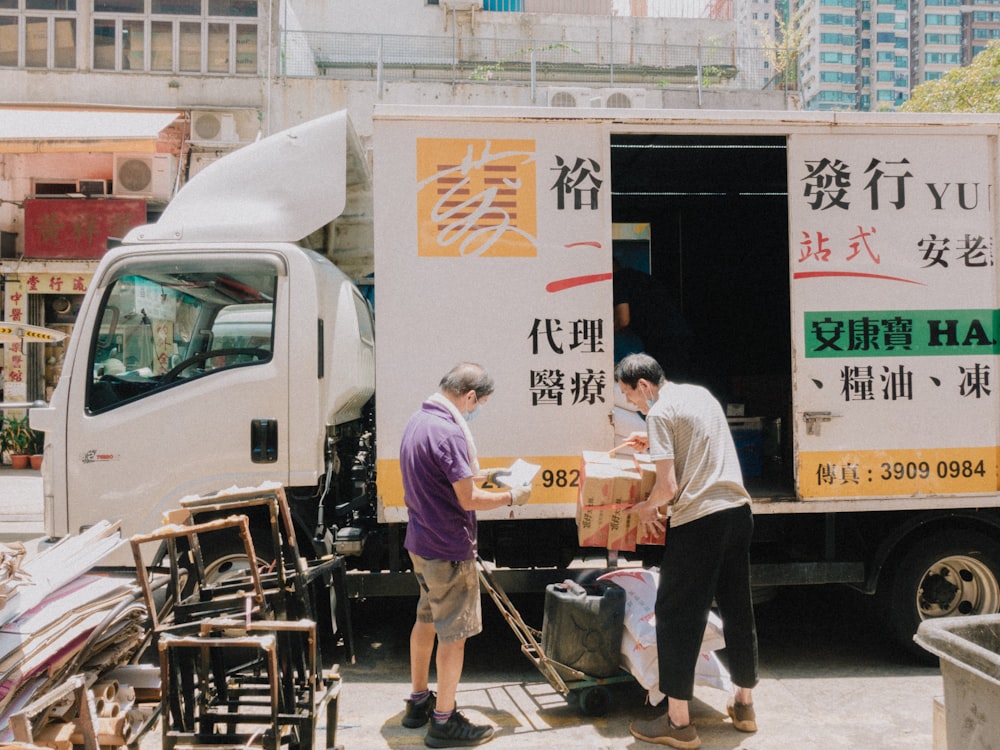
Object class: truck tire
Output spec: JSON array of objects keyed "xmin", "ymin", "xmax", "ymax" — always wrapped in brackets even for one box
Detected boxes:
[{"xmin": 881, "ymin": 530, "xmax": 1000, "ymax": 662}]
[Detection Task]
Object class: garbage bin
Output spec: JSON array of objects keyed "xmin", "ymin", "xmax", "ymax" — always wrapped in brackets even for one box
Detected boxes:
[{"xmin": 914, "ymin": 614, "xmax": 1000, "ymax": 750}]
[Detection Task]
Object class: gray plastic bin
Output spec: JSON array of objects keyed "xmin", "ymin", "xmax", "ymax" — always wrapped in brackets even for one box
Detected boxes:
[{"xmin": 914, "ymin": 614, "xmax": 1000, "ymax": 750}]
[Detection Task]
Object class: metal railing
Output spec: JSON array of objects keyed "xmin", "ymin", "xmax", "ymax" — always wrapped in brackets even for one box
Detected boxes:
[
  {"xmin": 474, "ymin": 0, "xmax": 730, "ymax": 20},
  {"xmin": 280, "ymin": 30, "xmax": 792, "ymax": 92}
]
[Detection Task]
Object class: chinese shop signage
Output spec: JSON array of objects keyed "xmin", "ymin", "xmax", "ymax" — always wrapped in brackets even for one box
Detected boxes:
[{"xmin": 24, "ymin": 197, "xmax": 147, "ymax": 259}]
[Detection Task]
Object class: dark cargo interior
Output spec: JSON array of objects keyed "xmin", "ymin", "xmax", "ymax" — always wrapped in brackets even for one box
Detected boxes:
[{"xmin": 610, "ymin": 134, "xmax": 793, "ymax": 482}]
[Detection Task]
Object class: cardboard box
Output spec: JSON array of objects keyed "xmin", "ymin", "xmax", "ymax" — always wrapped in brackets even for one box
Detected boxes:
[
  {"xmin": 579, "ymin": 461, "xmax": 637, "ymax": 506},
  {"xmin": 578, "ymin": 453, "xmax": 645, "ymax": 551},
  {"xmin": 606, "ymin": 492, "xmax": 639, "ymax": 551},
  {"xmin": 576, "ymin": 500, "xmax": 611, "ymax": 548},
  {"xmin": 633, "ymin": 462, "xmax": 666, "ymax": 546},
  {"xmin": 577, "ymin": 452, "xmax": 668, "ymax": 550}
]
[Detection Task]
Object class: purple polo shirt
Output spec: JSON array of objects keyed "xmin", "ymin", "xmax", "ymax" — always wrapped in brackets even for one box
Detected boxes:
[{"xmin": 401, "ymin": 399, "xmax": 478, "ymax": 561}]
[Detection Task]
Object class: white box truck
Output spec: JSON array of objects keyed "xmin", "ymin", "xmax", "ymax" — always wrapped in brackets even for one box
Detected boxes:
[{"xmin": 31, "ymin": 106, "xmax": 1000, "ymax": 658}]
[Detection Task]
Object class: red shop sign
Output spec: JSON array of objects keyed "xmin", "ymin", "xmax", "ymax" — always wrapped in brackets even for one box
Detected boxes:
[{"xmin": 24, "ymin": 197, "xmax": 147, "ymax": 259}]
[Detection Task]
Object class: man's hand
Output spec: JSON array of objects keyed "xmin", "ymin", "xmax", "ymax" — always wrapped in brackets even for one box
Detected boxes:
[
  {"xmin": 625, "ymin": 431, "xmax": 650, "ymax": 452},
  {"xmin": 633, "ymin": 499, "xmax": 666, "ymax": 534},
  {"xmin": 509, "ymin": 484, "xmax": 532, "ymax": 506}
]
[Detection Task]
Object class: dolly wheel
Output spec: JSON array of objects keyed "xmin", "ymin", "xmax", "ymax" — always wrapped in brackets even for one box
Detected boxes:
[{"xmin": 578, "ymin": 686, "xmax": 611, "ymax": 716}]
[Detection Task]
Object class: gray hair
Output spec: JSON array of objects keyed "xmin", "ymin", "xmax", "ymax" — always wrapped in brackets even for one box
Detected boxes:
[
  {"xmin": 614, "ymin": 353, "xmax": 666, "ymax": 389},
  {"xmin": 439, "ymin": 362, "xmax": 495, "ymax": 399}
]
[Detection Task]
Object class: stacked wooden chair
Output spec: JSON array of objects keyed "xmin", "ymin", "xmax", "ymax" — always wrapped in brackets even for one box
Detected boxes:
[{"xmin": 129, "ymin": 487, "xmax": 343, "ymax": 750}]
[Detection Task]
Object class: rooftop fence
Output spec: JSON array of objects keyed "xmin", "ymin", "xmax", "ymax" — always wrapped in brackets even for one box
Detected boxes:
[
  {"xmin": 466, "ymin": 0, "xmax": 731, "ymax": 20},
  {"xmin": 281, "ymin": 30, "xmax": 793, "ymax": 92}
]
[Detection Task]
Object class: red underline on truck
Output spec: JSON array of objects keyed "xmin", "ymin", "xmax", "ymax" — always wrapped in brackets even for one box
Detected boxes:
[
  {"xmin": 793, "ymin": 270, "xmax": 925, "ymax": 286},
  {"xmin": 545, "ymin": 272, "xmax": 613, "ymax": 293}
]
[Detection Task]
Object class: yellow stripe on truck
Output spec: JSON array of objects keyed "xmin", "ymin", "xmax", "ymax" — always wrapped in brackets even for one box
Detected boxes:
[
  {"xmin": 377, "ymin": 455, "xmax": 584, "ymax": 508},
  {"xmin": 798, "ymin": 447, "xmax": 996, "ymax": 498}
]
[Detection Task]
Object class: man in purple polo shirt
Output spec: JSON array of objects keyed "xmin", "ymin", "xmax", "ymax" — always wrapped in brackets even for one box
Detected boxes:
[{"xmin": 400, "ymin": 362, "xmax": 532, "ymax": 748}]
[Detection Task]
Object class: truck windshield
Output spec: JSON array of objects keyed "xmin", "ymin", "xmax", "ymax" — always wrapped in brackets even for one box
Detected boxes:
[{"xmin": 87, "ymin": 263, "xmax": 277, "ymax": 413}]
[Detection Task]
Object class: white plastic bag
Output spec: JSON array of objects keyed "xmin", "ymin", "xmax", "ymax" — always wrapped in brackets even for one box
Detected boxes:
[{"xmin": 598, "ymin": 568, "xmax": 731, "ymax": 702}]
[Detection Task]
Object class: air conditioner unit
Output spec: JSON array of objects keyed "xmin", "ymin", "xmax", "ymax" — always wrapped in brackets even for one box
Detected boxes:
[
  {"xmin": 191, "ymin": 111, "xmax": 239, "ymax": 143},
  {"xmin": 112, "ymin": 153, "xmax": 177, "ymax": 200},
  {"xmin": 546, "ymin": 87, "xmax": 600, "ymax": 108},
  {"xmin": 601, "ymin": 88, "xmax": 647, "ymax": 109},
  {"xmin": 187, "ymin": 152, "xmax": 222, "ymax": 180},
  {"xmin": 77, "ymin": 179, "xmax": 107, "ymax": 196}
]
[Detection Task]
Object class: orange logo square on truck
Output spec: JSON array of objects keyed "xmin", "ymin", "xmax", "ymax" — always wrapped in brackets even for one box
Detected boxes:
[{"xmin": 416, "ymin": 138, "xmax": 537, "ymax": 257}]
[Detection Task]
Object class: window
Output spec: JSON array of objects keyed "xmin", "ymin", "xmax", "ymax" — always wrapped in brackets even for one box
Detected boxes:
[
  {"xmin": 4, "ymin": 0, "xmax": 257, "ymax": 72},
  {"xmin": 33, "ymin": 179, "xmax": 77, "ymax": 194},
  {"xmin": 27, "ymin": 0, "xmax": 76, "ymax": 8},
  {"xmin": 925, "ymin": 13, "xmax": 961, "ymax": 25},
  {"xmin": 925, "ymin": 51, "xmax": 960, "ymax": 64},
  {"xmin": 87, "ymin": 260, "xmax": 277, "ymax": 413},
  {"xmin": 0, "ymin": 15, "xmax": 18, "ymax": 66},
  {"xmin": 92, "ymin": 0, "xmax": 258, "ymax": 74},
  {"xmin": 1, "ymin": 2, "xmax": 77, "ymax": 68},
  {"xmin": 925, "ymin": 33, "xmax": 962, "ymax": 44}
]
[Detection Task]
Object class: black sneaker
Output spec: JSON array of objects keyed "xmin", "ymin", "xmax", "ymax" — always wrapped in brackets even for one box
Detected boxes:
[
  {"xmin": 402, "ymin": 691, "xmax": 437, "ymax": 728},
  {"xmin": 425, "ymin": 710, "xmax": 495, "ymax": 748}
]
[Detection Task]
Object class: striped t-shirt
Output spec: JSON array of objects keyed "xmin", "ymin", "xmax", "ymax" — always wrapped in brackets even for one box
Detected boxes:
[{"xmin": 645, "ymin": 381, "xmax": 751, "ymax": 527}]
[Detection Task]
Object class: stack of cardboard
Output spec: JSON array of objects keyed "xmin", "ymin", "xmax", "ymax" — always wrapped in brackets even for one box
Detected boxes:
[
  {"xmin": 0, "ymin": 522, "xmax": 150, "ymax": 745},
  {"xmin": 576, "ymin": 451, "xmax": 666, "ymax": 551}
]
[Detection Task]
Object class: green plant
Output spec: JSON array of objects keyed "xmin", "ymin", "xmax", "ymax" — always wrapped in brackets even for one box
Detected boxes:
[
  {"xmin": 470, "ymin": 42, "xmax": 577, "ymax": 81},
  {"xmin": 1, "ymin": 415, "xmax": 36, "ymax": 456},
  {"xmin": 29, "ymin": 425, "xmax": 44, "ymax": 455}
]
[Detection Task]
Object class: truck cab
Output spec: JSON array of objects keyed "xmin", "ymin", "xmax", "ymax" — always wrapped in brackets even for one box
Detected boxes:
[{"xmin": 31, "ymin": 112, "xmax": 375, "ymax": 566}]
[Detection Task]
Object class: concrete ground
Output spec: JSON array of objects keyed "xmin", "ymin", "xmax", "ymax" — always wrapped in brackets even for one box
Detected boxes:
[
  {"xmin": 325, "ymin": 586, "xmax": 944, "ymax": 750},
  {"xmin": 0, "ymin": 465, "xmax": 44, "ymax": 540},
  {"xmin": 1, "ymin": 470, "xmax": 946, "ymax": 749}
]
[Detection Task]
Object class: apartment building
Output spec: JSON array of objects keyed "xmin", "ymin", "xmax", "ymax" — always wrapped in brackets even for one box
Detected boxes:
[{"xmin": 800, "ymin": 0, "xmax": 1000, "ymax": 111}]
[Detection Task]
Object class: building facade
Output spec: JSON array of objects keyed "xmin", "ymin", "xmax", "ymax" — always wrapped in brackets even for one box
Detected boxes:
[
  {"xmin": 0, "ymin": 0, "xmax": 789, "ymax": 403},
  {"xmin": 799, "ymin": 0, "xmax": 1000, "ymax": 111}
]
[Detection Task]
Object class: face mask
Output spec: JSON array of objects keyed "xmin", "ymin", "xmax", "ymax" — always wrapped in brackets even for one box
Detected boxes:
[
  {"xmin": 643, "ymin": 384, "xmax": 657, "ymax": 410},
  {"xmin": 464, "ymin": 392, "xmax": 481, "ymax": 422}
]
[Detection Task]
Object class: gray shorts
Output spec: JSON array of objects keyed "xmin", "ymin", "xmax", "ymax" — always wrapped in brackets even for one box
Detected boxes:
[{"xmin": 409, "ymin": 553, "xmax": 482, "ymax": 644}]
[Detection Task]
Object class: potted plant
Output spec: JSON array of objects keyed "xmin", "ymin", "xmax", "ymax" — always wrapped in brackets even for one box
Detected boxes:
[
  {"xmin": 29, "ymin": 426, "xmax": 44, "ymax": 469},
  {"xmin": 1, "ymin": 415, "xmax": 35, "ymax": 469}
]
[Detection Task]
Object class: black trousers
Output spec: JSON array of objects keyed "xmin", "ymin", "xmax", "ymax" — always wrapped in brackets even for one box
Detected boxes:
[{"xmin": 655, "ymin": 503, "xmax": 759, "ymax": 701}]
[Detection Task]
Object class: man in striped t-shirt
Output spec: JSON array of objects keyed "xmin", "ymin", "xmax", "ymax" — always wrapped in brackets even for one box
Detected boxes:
[{"xmin": 616, "ymin": 353, "xmax": 758, "ymax": 750}]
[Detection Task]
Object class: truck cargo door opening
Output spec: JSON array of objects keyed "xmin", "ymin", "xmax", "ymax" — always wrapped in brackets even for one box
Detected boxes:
[{"xmin": 610, "ymin": 133, "xmax": 793, "ymax": 495}]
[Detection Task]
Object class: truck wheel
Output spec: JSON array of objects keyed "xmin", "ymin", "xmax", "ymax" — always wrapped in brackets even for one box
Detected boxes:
[
  {"xmin": 882, "ymin": 530, "xmax": 1000, "ymax": 662},
  {"xmin": 184, "ymin": 535, "xmax": 274, "ymax": 605}
]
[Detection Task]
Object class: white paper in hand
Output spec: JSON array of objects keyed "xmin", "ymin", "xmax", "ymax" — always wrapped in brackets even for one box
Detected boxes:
[{"xmin": 497, "ymin": 458, "xmax": 541, "ymax": 487}]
